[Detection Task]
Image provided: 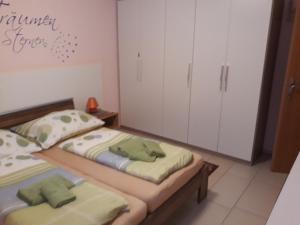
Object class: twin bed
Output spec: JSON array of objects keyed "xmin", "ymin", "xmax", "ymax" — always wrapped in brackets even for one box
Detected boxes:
[{"xmin": 0, "ymin": 99, "xmax": 208, "ymax": 225}]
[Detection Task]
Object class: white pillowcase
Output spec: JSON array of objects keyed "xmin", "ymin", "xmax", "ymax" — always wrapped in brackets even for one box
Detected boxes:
[
  {"xmin": 0, "ymin": 129, "xmax": 42, "ymax": 158},
  {"xmin": 12, "ymin": 110, "xmax": 104, "ymax": 149}
]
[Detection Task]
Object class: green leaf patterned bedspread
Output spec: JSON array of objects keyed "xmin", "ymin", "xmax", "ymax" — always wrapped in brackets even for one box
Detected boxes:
[{"xmin": 60, "ymin": 128, "xmax": 193, "ymax": 183}]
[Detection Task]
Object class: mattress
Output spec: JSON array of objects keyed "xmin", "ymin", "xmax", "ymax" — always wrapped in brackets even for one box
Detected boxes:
[
  {"xmin": 32, "ymin": 153, "xmax": 147, "ymax": 225},
  {"xmin": 36, "ymin": 147, "xmax": 204, "ymax": 212},
  {"xmin": 59, "ymin": 127, "xmax": 194, "ymax": 184}
]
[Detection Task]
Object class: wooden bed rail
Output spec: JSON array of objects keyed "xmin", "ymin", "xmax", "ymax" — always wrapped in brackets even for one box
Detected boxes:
[{"xmin": 140, "ymin": 165, "xmax": 208, "ymax": 225}]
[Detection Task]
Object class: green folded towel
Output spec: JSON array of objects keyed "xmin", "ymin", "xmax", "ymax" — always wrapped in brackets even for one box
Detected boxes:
[
  {"xmin": 142, "ymin": 139, "xmax": 165, "ymax": 158},
  {"xmin": 41, "ymin": 182, "xmax": 76, "ymax": 208},
  {"xmin": 110, "ymin": 138, "xmax": 156, "ymax": 162},
  {"xmin": 109, "ymin": 137, "xmax": 165, "ymax": 162},
  {"xmin": 17, "ymin": 175, "xmax": 75, "ymax": 206},
  {"xmin": 17, "ymin": 184, "xmax": 45, "ymax": 206}
]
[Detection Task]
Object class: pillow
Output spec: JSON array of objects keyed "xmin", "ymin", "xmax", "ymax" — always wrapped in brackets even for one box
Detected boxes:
[
  {"xmin": 0, "ymin": 130, "xmax": 42, "ymax": 158},
  {"xmin": 11, "ymin": 110, "xmax": 104, "ymax": 149}
]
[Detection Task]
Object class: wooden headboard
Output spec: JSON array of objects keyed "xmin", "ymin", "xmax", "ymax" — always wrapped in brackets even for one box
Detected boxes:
[{"xmin": 0, "ymin": 99, "xmax": 74, "ymax": 129}]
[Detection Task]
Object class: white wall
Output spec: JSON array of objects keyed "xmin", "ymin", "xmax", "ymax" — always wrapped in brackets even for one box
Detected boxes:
[{"xmin": 0, "ymin": 64, "xmax": 102, "ymax": 113}]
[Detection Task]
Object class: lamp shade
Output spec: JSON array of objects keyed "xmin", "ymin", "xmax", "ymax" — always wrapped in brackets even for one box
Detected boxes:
[{"xmin": 86, "ymin": 97, "xmax": 99, "ymax": 113}]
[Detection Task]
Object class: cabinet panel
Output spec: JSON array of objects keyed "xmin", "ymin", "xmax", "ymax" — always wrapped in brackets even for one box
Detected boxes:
[
  {"xmin": 138, "ymin": 0, "xmax": 165, "ymax": 135},
  {"xmin": 188, "ymin": 0, "xmax": 231, "ymax": 151},
  {"xmin": 118, "ymin": 0, "xmax": 141, "ymax": 129},
  {"xmin": 163, "ymin": 0, "xmax": 196, "ymax": 142},
  {"xmin": 118, "ymin": 0, "xmax": 165, "ymax": 135},
  {"xmin": 218, "ymin": 0, "xmax": 273, "ymax": 160}
]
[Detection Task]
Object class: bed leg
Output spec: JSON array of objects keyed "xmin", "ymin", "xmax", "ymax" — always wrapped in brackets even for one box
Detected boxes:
[{"xmin": 197, "ymin": 166, "xmax": 208, "ymax": 204}]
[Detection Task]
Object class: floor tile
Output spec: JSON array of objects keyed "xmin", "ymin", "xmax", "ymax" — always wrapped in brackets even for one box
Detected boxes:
[
  {"xmin": 236, "ymin": 181, "xmax": 282, "ymax": 218},
  {"xmin": 228, "ymin": 163, "xmax": 258, "ymax": 179},
  {"xmin": 206, "ymin": 155, "xmax": 235, "ymax": 175},
  {"xmin": 208, "ymin": 172, "xmax": 252, "ymax": 208},
  {"xmin": 208, "ymin": 170, "xmax": 225, "ymax": 188},
  {"xmin": 166, "ymin": 199, "xmax": 230, "ymax": 225},
  {"xmin": 253, "ymin": 159, "xmax": 272, "ymax": 171},
  {"xmin": 191, "ymin": 200, "xmax": 230, "ymax": 225},
  {"xmin": 252, "ymin": 169, "xmax": 287, "ymax": 189},
  {"xmin": 222, "ymin": 208, "xmax": 267, "ymax": 225}
]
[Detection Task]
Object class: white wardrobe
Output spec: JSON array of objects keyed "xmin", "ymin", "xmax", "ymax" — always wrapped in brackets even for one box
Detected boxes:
[
  {"xmin": 118, "ymin": 0, "xmax": 165, "ymax": 135},
  {"xmin": 163, "ymin": 0, "xmax": 196, "ymax": 143},
  {"xmin": 118, "ymin": 0, "xmax": 274, "ymax": 161}
]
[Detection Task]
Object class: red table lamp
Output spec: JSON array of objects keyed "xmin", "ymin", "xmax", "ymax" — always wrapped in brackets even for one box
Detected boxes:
[{"xmin": 86, "ymin": 97, "xmax": 99, "ymax": 113}]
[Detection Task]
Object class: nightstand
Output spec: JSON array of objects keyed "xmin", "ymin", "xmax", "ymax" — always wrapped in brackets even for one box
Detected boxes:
[{"xmin": 89, "ymin": 110, "xmax": 119, "ymax": 128}]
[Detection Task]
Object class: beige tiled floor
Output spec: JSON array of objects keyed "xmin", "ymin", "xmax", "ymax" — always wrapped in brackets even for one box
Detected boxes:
[
  {"xmin": 120, "ymin": 128, "xmax": 288, "ymax": 225},
  {"xmin": 166, "ymin": 151, "xmax": 287, "ymax": 225}
]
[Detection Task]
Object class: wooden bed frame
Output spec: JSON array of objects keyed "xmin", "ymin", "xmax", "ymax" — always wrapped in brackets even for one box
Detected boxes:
[{"xmin": 0, "ymin": 98, "xmax": 208, "ymax": 225}]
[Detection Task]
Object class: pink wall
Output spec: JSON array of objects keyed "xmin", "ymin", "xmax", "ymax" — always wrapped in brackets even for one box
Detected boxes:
[{"xmin": 0, "ymin": 0, "xmax": 119, "ymax": 111}]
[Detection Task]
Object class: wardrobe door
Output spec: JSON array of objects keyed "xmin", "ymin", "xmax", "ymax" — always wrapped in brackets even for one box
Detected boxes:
[
  {"xmin": 137, "ymin": 0, "xmax": 165, "ymax": 135},
  {"xmin": 163, "ymin": 0, "xmax": 196, "ymax": 142},
  {"xmin": 188, "ymin": 0, "xmax": 231, "ymax": 151},
  {"xmin": 118, "ymin": 0, "xmax": 165, "ymax": 135},
  {"xmin": 118, "ymin": 0, "xmax": 141, "ymax": 130},
  {"xmin": 218, "ymin": 0, "xmax": 273, "ymax": 161}
]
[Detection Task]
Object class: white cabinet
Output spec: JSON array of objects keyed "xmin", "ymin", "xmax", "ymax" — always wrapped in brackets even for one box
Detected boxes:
[
  {"xmin": 188, "ymin": 0, "xmax": 273, "ymax": 161},
  {"xmin": 188, "ymin": 0, "xmax": 231, "ymax": 152},
  {"xmin": 218, "ymin": 0, "xmax": 273, "ymax": 160},
  {"xmin": 118, "ymin": 0, "xmax": 140, "ymax": 131},
  {"xmin": 118, "ymin": 0, "xmax": 165, "ymax": 135},
  {"xmin": 163, "ymin": 0, "xmax": 196, "ymax": 142},
  {"xmin": 118, "ymin": 0, "xmax": 273, "ymax": 161}
]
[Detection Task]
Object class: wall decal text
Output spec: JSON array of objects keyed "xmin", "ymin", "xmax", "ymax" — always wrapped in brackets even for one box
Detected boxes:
[
  {"xmin": 0, "ymin": 0, "xmax": 79, "ymax": 63},
  {"xmin": 0, "ymin": 0, "xmax": 10, "ymax": 8}
]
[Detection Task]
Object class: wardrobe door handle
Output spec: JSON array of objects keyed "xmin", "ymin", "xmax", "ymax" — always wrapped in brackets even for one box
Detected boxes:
[
  {"xmin": 136, "ymin": 60, "xmax": 139, "ymax": 81},
  {"xmin": 220, "ymin": 65, "xmax": 225, "ymax": 91},
  {"xmin": 225, "ymin": 65, "xmax": 229, "ymax": 92},
  {"xmin": 138, "ymin": 59, "xmax": 143, "ymax": 82},
  {"xmin": 136, "ymin": 57, "xmax": 143, "ymax": 82},
  {"xmin": 136, "ymin": 54, "xmax": 140, "ymax": 82},
  {"xmin": 187, "ymin": 63, "xmax": 192, "ymax": 88}
]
